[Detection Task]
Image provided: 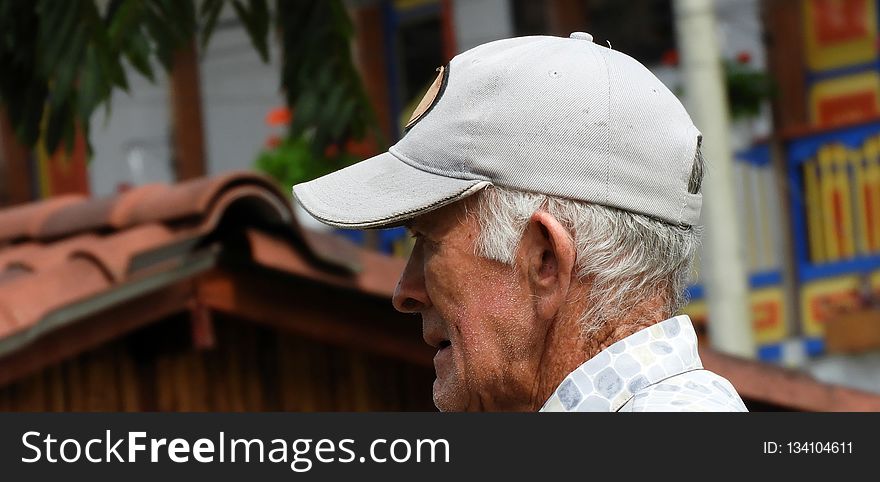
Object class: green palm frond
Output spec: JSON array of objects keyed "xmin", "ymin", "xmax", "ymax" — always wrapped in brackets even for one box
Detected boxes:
[{"xmin": 0, "ymin": 0, "xmax": 376, "ymax": 160}]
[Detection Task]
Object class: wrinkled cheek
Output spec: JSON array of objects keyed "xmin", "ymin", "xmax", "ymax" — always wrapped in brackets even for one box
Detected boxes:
[
  {"xmin": 425, "ymin": 257, "xmax": 537, "ymax": 395},
  {"xmin": 466, "ymin": 289, "xmax": 538, "ymax": 361},
  {"xmin": 454, "ymin": 268, "xmax": 519, "ymax": 319}
]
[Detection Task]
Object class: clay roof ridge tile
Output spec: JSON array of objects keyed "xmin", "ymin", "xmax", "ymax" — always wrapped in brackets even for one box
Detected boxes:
[
  {"xmin": 0, "ymin": 234, "xmax": 104, "ymax": 274},
  {"xmin": 198, "ymin": 185, "xmax": 294, "ymax": 235},
  {"xmin": 0, "ymin": 303, "xmax": 19, "ymax": 339},
  {"xmin": 68, "ymin": 224, "xmax": 178, "ymax": 282},
  {"xmin": 36, "ymin": 197, "xmax": 116, "ymax": 241},
  {"xmin": 123, "ymin": 171, "xmax": 279, "ymax": 227},
  {"xmin": 0, "ymin": 195, "xmax": 86, "ymax": 244},
  {"xmin": 108, "ymin": 183, "xmax": 170, "ymax": 229},
  {"xmin": 192, "ymin": 170, "xmax": 293, "ymax": 222}
]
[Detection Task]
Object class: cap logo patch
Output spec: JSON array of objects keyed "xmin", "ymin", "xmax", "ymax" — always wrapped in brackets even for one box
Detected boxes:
[{"xmin": 405, "ymin": 65, "xmax": 448, "ymax": 131}]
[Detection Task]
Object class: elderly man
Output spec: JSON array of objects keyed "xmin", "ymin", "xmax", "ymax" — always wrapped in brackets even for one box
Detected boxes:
[{"xmin": 293, "ymin": 33, "xmax": 747, "ymax": 412}]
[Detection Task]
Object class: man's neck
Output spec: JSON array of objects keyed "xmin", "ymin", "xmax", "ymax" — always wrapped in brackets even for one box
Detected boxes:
[{"xmin": 527, "ymin": 307, "xmax": 664, "ymax": 411}]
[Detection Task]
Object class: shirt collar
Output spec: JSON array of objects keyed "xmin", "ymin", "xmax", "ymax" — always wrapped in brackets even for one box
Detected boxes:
[{"xmin": 540, "ymin": 315, "xmax": 703, "ymax": 412}]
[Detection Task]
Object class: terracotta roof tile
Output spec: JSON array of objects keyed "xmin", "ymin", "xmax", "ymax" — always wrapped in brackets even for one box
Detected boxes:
[
  {"xmin": 245, "ymin": 229, "xmax": 402, "ymax": 298},
  {"xmin": 0, "ymin": 301, "xmax": 17, "ymax": 339},
  {"xmin": 0, "ymin": 171, "xmax": 290, "ymax": 248},
  {"xmin": 71, "ymin": 224, "xmax": 177, "ymax": 282},
  {"xmin": 0, "ymin": 266, "xmax": 28, "ymax": 287},
  {"xmin": 34, "ymin": 184, "xmax": 173, "ymax": 240},
  {"xmin": 197, "ymin": 184, "xmax": 293, "ymax": 232},
  {"xmin": 0, "ymin": 195, "xmax": 85, "ymax": 244},
  {"xmin": 0, "ymin": 257, "xmax": 111, "ymax": 340},
  {"xmin": 0, "ymin": 242, "xmax": 41, "ymax": 273},
  {"xmin": 0, "ymin": 235, "xmax": 101, "ymax": 274},
  {"xmin": 301, "ymin": 229, "xmax": 362, "ymax": 273},
  {"xmin": 36, "ymin": 196, "xmax": 118, "ymax": 240},
  {"xmin": 106, "ymin": 184, "xmax": 171, "ymax": 228},
  {"xmin": 124, "ymin": 171, "xmax": 283, "ymax": 227},
  {"xmin": 0, "ymin": 170, "xmax": 371, "ymax": 360}
]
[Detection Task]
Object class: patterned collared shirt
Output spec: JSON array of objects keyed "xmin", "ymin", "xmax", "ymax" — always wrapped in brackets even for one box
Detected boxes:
[{"xmin": 540, "ymin": 315, "xmax": 748, "ymax": 412}]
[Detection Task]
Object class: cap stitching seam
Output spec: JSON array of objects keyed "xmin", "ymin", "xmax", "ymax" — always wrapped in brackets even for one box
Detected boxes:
[
  {"xmin": 389, "ymin": 145, "xmax": 492, "ymax": 182},
  {"xmin": 602, "ymin": 45, "xmax": 612, "ymax": 204}
]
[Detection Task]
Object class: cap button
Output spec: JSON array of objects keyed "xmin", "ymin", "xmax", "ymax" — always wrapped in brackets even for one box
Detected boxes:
[{"xmin": 569, "ymin": 31, "xmax": 593, "ymax": 42}]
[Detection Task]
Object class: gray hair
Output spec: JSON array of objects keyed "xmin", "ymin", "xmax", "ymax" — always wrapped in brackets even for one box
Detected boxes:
[{"xmin": 470, "ymin": 149, "xmax": 704, "ymax": 336}]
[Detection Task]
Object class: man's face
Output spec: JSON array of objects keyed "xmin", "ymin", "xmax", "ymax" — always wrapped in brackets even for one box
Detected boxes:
[{"xmin": 392, "ymin": 199, "xmax": 550, "ymax": 411}]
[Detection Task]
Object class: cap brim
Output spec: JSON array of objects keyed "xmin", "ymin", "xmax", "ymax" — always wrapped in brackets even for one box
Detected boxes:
[{"xmin": 292, "ymin": 151, "xmax": 491, "ymax": 229}]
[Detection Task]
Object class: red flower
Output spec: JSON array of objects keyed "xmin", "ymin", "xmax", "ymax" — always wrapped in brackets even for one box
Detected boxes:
[
  {"xmin": 265, "ymin": 107, "xmax": 292, "ymax": 126},
  {"xmin": 736, "ymin": 51, "xmax": 751, "ymax": 64}
]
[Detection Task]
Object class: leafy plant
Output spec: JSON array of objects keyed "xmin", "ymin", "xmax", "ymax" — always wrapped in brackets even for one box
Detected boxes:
[
  {"xmin": 724, "ymin": 59, "xmax": 773, "ymax": 120},
  {"xmin": 0, "ymin": 0, "xmax": 377, "ymax": 161},
  {"xmin": 255, "ymin": 134, "xmax": 358, "ymax": 187},
  {"xmin": 660, "ymin": 48, "xmax": 773, "ymax": 121},
  {"xmin": 276, "ymin": 1, "xmax": 376, "ymax": 157}
]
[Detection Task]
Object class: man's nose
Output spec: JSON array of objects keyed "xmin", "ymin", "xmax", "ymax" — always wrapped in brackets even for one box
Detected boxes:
[{"xmin": 392, "ymin": 246, "xmax": 430, "ymax": 313}]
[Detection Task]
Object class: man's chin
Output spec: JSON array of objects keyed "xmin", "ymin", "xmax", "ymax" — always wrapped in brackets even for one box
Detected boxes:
[{"xmin": 431, "ymin": 377, "xmax": 467, "ymax": 412}]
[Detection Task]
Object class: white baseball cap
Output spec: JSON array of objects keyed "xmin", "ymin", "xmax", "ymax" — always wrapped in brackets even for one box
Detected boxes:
[{"xmin": 293, "ymin": 32, "xmax": 703, "ymax": 228}]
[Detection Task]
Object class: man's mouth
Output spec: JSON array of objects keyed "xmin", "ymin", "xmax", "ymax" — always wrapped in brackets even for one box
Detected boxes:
[
  {"xmin": 422, "ymin": 320, "xmax": 451, "ymax": 351},
  {"xmin": 434, "ymin": 339, "xmax": 453, "ymax": 367}
]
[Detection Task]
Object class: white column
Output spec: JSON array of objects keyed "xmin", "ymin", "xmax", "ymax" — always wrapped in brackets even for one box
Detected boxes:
[
  {"xmin": 452, "ymin": 0, "xmax": 514, "ymax": 53},
  {"xmin": 674, "ymin": 0, "xmax": 755, "ymax": 358}
]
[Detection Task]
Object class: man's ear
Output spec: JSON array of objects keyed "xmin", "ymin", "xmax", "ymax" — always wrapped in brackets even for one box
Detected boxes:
[{"xmin": 521, "ymin": 211, "xmax": 576, "ymax": 321}]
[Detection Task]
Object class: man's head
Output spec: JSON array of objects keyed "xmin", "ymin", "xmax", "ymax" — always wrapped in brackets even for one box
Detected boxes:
[
  {"xmin": 292, "ymin": 33, "xmax": 704, "ymax": 411},
  {"xmin": 391, "ymin": 162, "xmax": 702, "ymax": 411}
]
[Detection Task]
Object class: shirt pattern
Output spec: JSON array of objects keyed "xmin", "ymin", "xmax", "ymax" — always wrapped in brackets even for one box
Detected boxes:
[{"xmin": 540, "ymin": 315, "xmax": 748, "ymax": 412}]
